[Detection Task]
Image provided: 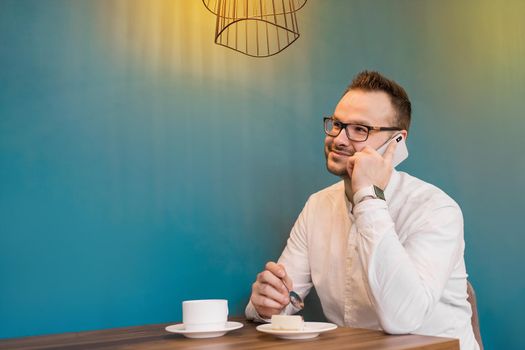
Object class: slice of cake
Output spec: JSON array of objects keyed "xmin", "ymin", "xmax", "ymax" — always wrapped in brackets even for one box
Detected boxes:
[{"xmin": 271, "ymin": 315, "xmax": 304, "ymax": 331}]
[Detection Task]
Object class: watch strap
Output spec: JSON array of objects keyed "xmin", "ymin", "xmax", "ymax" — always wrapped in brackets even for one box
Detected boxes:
[
  {"xmin": 373, "ymin": 185, "xmax": 386, "ymax": 200},
  {"xmin": 353, "ymin": 185, "xmax": 386, "ymax": 204}
]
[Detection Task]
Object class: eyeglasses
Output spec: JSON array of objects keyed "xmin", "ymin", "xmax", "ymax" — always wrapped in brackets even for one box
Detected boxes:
[{"xmin": 323, "ymin": 116, "xmax": 401, "ymax": 142}]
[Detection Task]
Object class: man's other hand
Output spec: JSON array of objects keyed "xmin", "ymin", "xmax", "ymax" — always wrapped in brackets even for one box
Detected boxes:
[{"xmin": 250, "ymin": 261, "xmax": 293, "ymax": 319}]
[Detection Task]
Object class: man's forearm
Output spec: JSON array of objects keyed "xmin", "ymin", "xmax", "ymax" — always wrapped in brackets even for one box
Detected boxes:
[{"xmin": 353, "ymin": 199, "xmax": 463, "ymax": 333}]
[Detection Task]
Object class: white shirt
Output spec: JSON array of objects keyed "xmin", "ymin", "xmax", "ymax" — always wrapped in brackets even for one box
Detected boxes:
[{"xmin": 246, "ymin": 170, "xmax": 479, "ymax": 350}]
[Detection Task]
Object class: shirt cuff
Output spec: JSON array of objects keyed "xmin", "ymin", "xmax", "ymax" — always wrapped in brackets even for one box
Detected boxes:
[
  {"xmin": 245, "ymin": 301, "xmax": 271, "ymax": 323},
  {"xmin": 353, "ymin": 198, "xmax": 393, "ymax": 239},
  {"xmin": 245, "ymin": 301, "xmax": 296, "ymax": 323}
]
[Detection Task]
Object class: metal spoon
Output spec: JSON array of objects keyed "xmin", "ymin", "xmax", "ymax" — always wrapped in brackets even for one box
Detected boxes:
[
  {"xmin": 289, "ymin": 290, "xmax": 304, "ymax": 310},
  {"xmin": 282, "ymin": 281, "xmax": 304, "ymax": 310}
]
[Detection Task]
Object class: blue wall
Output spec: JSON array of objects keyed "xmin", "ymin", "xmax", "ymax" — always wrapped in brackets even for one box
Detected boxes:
[{"xmin": 1, "ymin": 1, "xmax": 524, "ymax": 349}]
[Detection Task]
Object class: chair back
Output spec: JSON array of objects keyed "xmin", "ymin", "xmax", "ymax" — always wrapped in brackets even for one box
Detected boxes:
[{"xmin": 467, "ymin": 281, "xmax": 483, "ymax": 350}]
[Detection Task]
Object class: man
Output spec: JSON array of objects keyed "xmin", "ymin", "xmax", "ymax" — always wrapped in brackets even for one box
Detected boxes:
[{"xmin": 245, "ymin": 71, "xmax": 479, "ymax": 350}]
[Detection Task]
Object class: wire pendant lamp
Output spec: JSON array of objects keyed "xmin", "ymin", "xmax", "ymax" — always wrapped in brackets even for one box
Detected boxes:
[{"xmin": 202, "ymin": 0, "xmax": 307, "ymax": 57}]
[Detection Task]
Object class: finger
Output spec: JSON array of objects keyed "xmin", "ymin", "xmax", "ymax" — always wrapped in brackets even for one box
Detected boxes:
[
  {"xmin": 251, "ymin": 289, "xmax": 287, "ymax": 309},
  {"xmin": 265, "ymin": 262, "xmax": 290, "ymax": 293},
  {"xmin": 257, "ymin": 269, "xmax": 288, "ymax": 294},
  {"xmin": 382, "ymin": 139, "xmax": 398, "ymax": 163},
  {"xmin": 361, "ymin": 145, "xmax": 375, "ymax": 154},
  {"xmin": 346, "ymin": 155, "xmax": 356, "ymax": 174},
  {"xmin": 266, "ymin": 261, "xmax": 285, "ymax": 278},
  {"xmin": 277, "ymin": 263, "xmax": 294, "ymax": 291},
  {"xmin": 257, "ymin": 281, "xmax": 290, "ymax": 305}
]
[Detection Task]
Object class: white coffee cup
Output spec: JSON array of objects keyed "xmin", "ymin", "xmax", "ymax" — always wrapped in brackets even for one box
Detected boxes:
[{"xmin": 182, "ymin": 299, "xmax": 228, "ymax": 331}]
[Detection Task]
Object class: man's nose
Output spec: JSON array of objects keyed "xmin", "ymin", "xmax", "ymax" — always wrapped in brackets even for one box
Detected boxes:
[{"xmin": 333, "ymin": 128, "xmax": 350, "ymax": 145}]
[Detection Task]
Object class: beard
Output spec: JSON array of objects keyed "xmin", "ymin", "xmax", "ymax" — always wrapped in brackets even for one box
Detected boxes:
[{"xmin": 325, "ymin": 148, "xmax": 351, "ymax": 178}]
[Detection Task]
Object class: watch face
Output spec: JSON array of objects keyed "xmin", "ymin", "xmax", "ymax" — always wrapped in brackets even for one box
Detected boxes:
[{"xmin": 373, "ymin": 185, "xmax": 386, "ymax": 200}]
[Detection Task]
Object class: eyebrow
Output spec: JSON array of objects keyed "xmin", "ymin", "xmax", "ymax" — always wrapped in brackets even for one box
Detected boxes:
[{"xmin": 332, "ymin": 116, "xmax": 371, "ymax": 126}]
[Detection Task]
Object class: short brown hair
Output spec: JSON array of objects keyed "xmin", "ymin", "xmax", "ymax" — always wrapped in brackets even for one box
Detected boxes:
[{"xmin": 344, "ymin": 71, "xmax": 412, "ymax": 132}]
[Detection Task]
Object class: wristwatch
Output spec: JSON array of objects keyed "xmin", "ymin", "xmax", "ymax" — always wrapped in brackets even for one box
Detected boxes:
[{"xmin": 353, "ymin": 185, "xmax": 386, "ymax": 204}]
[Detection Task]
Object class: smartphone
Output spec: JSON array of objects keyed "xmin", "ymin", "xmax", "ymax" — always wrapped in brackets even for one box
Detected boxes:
[{"xmin": 376, "ymin": 133, "xmax": 409, "ymax": 168}]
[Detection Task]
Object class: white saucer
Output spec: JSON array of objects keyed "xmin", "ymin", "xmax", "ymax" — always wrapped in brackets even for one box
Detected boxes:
[
  {"xmin": 256, "ymin": 322, "xmax": 337, "ymax": 340},
  {"xmin": 165, "ymin": 321, "xmax": 244, "ymax": 339}
]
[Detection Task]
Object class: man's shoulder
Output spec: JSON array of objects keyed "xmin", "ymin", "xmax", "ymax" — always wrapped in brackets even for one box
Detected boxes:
[
  {"xmin": 299, "ymin": 180, "xmax": 346, "ymax": 215},
  {"xmin": 310, "ymin": 180, "xmax": 345, "ymax": 199},
  {"xmin": 394, "ymin": 171, "xmax": 460, "ymax": 210}
]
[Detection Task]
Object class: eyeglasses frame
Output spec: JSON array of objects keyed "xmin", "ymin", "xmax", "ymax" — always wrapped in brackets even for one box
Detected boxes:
[{"xmin": 323, "ymin": 116, "xmax": 402, "ymax": 142}]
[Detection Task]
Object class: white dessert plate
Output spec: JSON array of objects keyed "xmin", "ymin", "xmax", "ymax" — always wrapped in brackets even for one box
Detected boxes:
[
  {"xmin": 165, "ymin": 321, "xmax": 244, "ymax": 339},
  {"xmin": 256, "ymin": 322, "xmax": 337, "ymax": 340}
]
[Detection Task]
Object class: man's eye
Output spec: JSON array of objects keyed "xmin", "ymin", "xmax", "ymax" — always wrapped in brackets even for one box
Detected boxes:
[
  {"xmin": 333, "ymin": 121, "xmax": 343, "ymax": 129},
  {"xmin": 351, "ymin": 125, "xmax": 368, "ymax": 134}
]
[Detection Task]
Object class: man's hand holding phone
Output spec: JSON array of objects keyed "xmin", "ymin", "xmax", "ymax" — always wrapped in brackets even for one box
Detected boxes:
[
  {"xmin": 347, "ymin": 134, "xmax": 408, "ymax": 201},
  {"xmin": 250, "ymin": 262, "xmax": 293, "ymax": 319}
]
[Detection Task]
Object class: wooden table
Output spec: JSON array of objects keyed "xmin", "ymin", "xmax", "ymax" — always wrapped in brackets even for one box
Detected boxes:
[{"xmin": 0, "ymin": 317, "xmax": 459, "ymax": 350}]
